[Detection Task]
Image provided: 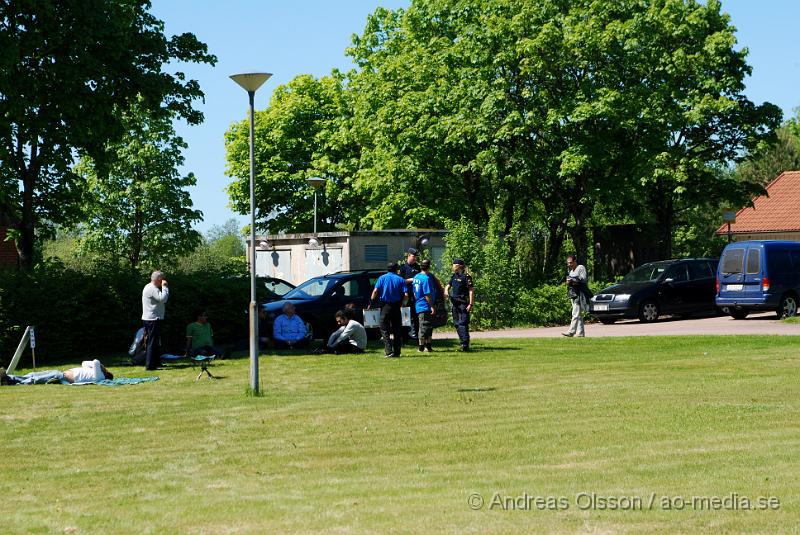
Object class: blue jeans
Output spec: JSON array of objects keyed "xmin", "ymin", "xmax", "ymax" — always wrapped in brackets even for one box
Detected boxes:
[{"xmin": 8, "ymin": 370, "xmax": 65, "ymax": 385}]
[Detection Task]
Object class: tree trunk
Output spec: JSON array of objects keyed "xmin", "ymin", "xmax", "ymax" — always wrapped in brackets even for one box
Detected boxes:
[
  {"xmin": 16, "ymin": 165, "xmax": 38, "ymax": 271},
  {"xmin": 649, "ymin": 182, "xmax": 674, "ymax": 259}
]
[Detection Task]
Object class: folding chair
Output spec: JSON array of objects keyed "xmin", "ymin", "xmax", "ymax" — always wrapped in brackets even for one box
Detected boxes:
[{"xmin": 191, "ymin": 354, "xmax": 216, "ymax": 380}]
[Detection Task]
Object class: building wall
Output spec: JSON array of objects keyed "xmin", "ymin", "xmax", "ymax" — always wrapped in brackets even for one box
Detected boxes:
[
  {"xmin": 250, "ymin": 231, "xmax": 446, "ymax": 285},
  {"xmin": 731, "ymin": 232, "xmax": 800, "ymax": 242}
]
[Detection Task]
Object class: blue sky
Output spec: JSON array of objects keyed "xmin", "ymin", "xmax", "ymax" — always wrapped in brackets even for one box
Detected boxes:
[{"xmin": 150, "ymin": 0, "xmax": 800, "ymax": 234}]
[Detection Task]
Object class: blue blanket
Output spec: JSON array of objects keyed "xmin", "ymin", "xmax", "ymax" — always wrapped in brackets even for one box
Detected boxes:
[{"xmin": 70, "ymin": 377, "xmax": 160, "ymax": 386}]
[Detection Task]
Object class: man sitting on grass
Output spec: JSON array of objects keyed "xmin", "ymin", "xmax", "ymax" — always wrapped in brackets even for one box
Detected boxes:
[
  {"xmin": 185, "ymin": 310, "xmax": 222, "ymax": 358},
  {"xmin": 273, "ymin": 302, "xmax": 311, "ymax": 350},
  {"xmin": 1, "ymin": 359, "xmax": 113, "ymax": 385},
  {"xmin": 314, "ymin": 308, "xmax": 367, "ymax": 354}
]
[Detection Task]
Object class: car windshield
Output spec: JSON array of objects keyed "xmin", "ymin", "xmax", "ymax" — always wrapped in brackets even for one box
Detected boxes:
[
  {"xmin": 621, "ymin": 262, "xmax": 673, "ymax": 283},
  {"xmin": 263, "ymin": 279, "xmax": 294, "ymax": 297},
  {"xmin": 283, "ymin": 277, "xmax": 336, "ymax": 299}
]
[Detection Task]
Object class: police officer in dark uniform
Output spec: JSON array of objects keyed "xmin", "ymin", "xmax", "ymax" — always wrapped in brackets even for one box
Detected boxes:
[
  {"xmin": 445, "ymin": 259, "xmax": 475, "ymax": 352},
  {"xmin": 399, "ymin": 247, "xmax": 421, "ymax": 343}
]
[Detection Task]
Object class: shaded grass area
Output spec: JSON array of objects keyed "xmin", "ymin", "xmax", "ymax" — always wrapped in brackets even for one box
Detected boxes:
[{"xmin": 1, "ymin": 336, "xmax": 799, "ymax": 533}]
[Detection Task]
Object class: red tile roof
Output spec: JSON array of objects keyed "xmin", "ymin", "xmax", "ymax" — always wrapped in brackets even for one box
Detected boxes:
[{"xmin": 716, "ymin": 171, "xmax": 800, "ymax": 234}]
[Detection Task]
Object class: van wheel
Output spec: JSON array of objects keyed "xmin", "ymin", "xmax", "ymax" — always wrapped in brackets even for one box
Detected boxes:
[
  {"xmin": 730, "ymin": 309, "xmax": 749, "ymax": 320},
  {"xmin": 778, "ymin": 295, "xmax": 798, "ymax": 319},
  {"xmin": 638, "ymin": 300, "xmax": 659, "ymax": 323}
]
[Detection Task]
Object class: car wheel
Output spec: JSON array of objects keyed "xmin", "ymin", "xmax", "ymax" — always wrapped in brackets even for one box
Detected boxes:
[
  {"xmin": 730, "ymin": 309, "xmax": 749, "ymax": 320},
  {"xmin": 599, "ymin": 318, "xmax": 616, "ymax": 325},
  {"xmin": 777, "ymin": 294, "xmax": 798, "ymax": 319},
  {"xmin": 638, "ymin": 300, "xmax": 659, "ymax": 323}
]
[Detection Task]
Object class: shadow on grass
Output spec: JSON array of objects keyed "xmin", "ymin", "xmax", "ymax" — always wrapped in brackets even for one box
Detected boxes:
[{"xmin": 456, "ymin": 387, "xmax": 497, "ymax": 393}]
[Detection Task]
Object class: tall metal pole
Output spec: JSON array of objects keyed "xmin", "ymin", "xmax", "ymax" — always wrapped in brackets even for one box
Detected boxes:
[
  {"xmin": 230, "ymin": 72, "xmax": 272, "ymax": 395},
  {"xmin": 247, "ymin": 90, "xmax": 259, "ymax": 394},
  {"xmin": 313, "ymin": 190, "xmax": 318, "ymax": 235}
]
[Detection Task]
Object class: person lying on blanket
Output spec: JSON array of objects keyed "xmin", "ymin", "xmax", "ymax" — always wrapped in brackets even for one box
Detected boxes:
[{"xmin": 0, "ymin": 359, "xmax": 113, "ymax": 385}]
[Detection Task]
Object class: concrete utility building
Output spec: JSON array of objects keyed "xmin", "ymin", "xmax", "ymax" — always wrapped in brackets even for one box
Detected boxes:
[
  {"xmin": 247, "ymin": 230, "xmax": 446, "ymax": 286},
  {"xmin": 715, "ymin": 171, "xmax": 800, "ymax": 242}
]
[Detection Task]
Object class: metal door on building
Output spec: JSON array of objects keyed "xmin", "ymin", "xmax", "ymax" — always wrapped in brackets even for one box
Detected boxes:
[
  {"xmin": 305, "ymin": 248, "xmax": 342, "ymax": 279},
  {"xmin": 256, "ymin": 249, "xmax": 292, "ymax": 281}
]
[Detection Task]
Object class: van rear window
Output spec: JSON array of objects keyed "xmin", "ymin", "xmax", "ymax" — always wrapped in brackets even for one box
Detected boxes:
[
  {"xmin": 720, "ymin": 249, "xmax": 745, "ymax": 274},
  {"xmin": 746, "ymin": 249, "xmax": 761, "ymax": 274}
]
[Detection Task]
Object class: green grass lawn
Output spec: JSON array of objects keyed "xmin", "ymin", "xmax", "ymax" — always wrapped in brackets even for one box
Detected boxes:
[{"xmin": 2, "ymin": 336, "xmax": 799, "ymax": 534}]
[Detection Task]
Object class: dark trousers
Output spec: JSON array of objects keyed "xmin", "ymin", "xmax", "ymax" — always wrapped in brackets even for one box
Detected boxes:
[
  {"xmin": 326, "ymin": 340, "xmax": 364, "ymax": 354},
  {"xmin": 143, "ymin": 319, "xmax": 162, "ymax": 370},
  {"xmin": 380, "ymin": 301, "xmax": 403, "ymax": 356},
  {"xmin": 410, "ymin": 307, "xmax": 419, "ymax": 341},
  {"xmin": 451, "ymin": 301, "xmax": 470, "ymax": 348},
  {"xmin": 273, "ymin": 338, "xmax": 310, "ymax": 350}
]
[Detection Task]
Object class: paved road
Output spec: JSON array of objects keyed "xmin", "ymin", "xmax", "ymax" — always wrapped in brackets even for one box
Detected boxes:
[{"xmin": 438, "ymin": 312, "xmax": 800, "ymax": 339}]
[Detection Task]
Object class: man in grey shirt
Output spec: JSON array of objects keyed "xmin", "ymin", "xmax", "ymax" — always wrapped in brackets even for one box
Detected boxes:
[
  {"xmin": 142, "ymin": 270, "xmax": 169, "ymax": 370},
  {"xmin": 563, "ymin": 256, "xmax": 588, "ymax": 338}
]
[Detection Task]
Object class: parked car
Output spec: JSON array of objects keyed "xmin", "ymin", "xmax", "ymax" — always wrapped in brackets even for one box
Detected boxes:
[
  {"xmin": 590, "ymin": 258, "xmax": 719, "ymax": 323},
  {"xmin": 715, "ymin": 240, "xmax": 800, "ymax": 319},
  {"xmin": 260, "ymin": 277, "xmax": 295, "ymax": 302},
  {"xmin": 261, "ymin": 270, "xmax": 386, "ymax": 340}
]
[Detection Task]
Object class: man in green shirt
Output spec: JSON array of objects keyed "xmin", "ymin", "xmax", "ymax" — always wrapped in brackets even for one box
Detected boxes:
[{"xmin": 186, "ymin": 311, "xmax": 221, "ymax": 357}]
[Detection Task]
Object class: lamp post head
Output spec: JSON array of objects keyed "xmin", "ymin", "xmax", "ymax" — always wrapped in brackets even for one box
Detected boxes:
[
  {"xmin": 230, "ymin": 72, "xmax": 273, "ymax": 93},
  {"xmin": 306, "ymin": 176, "xmax": 326, "ymax": 190}
]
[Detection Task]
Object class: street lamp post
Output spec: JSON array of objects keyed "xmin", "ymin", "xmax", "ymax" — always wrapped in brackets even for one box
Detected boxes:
[
  {"xmin": 306, "ymin": 176, "xmax": 326, "ymax": 247},
  {"xmin": 231, "ymin": 72, "xmax": 272, "ymax": 394}
]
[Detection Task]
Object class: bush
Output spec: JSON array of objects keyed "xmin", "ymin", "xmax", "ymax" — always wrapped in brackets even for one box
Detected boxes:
[{"xmin": 512, "ymin": 282, "xmax": 610, "ymax": 327}]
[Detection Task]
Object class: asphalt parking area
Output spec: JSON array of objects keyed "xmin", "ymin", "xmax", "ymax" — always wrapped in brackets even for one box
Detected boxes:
[{"xmin": 438, "ymin": 312, "xmax": 800, "ymax": 339}]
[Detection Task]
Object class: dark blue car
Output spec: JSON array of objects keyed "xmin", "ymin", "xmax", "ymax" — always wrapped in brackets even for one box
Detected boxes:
[
  {"xmin": 590, "ymin": 258, "xmax": 719, "ymax": 323},
  {"xmin": 261, "ymin": 270, "xmax": 385, "ymax": 340},
  {"xmin": 716, "ymin": 240, "xmax": 800, "ymax": 319}
]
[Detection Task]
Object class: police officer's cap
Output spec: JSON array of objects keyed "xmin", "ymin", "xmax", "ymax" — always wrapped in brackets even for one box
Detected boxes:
[
  {"xmin": 406, "ymin": 247, "xmax": 419, "ymax": 256},
  {"xmin": 452, "ymin": 258, "xmax": 465, "ymax": 266}
]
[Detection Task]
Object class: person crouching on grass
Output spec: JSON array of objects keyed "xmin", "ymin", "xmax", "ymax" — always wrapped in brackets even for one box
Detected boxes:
[{"xmin": 314, "ymin": 308, "xmax": 367, "ymax": 354}]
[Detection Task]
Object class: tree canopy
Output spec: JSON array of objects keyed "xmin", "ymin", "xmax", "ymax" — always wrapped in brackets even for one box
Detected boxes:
[
  {"xmin": 0, "ymin": 0, "xmax": 216, "ymax": 269},
  {"xmin": 225, "ymin": 0, "xmax": 781, "ymax": 274},
  {"xmin": 75, "ymin": 102, "xmax": 203, "ymax": 269}
]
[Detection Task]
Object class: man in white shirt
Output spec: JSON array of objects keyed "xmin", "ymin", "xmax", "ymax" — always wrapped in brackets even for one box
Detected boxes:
[
  {"xmin": 142, "ymin": 271, "xmax": 169, "ymax": 370},
  {"xmin": 2, "ymin": 359, "xmax": 113, "ymax": 385},
  {"xmin": 316, "ymin": 309, "xmax": 367, "ymax": 354}
]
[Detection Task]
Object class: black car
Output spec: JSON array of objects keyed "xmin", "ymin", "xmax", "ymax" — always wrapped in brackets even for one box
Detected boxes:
[
  {"xmin": 589, "ymin": 258, "xmax": 719, "ymax": 323},
  {"xmin": 261, "ymin": 270, "xmax": 386, "ymax": 340}
]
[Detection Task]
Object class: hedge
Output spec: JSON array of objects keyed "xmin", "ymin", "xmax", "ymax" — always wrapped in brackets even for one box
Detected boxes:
[{"xmin": 0, "ymin": 262, "xmax": 262, "ymax": 366}]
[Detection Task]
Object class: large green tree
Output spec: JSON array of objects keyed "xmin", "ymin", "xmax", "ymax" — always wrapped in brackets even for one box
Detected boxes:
[
  {"xmin": 225, "ymin": 72, "xmax": 362, "ymax": 233},
  {"xmin": 346, "ymin": 0, "xmax": 780, "ymax": 262},
  {"xmin": 75, "ymin": 103, "xmax": 202, "ymax": 269},
  {"xmin": 734, "ymin": 111, "xmax": 800, "ymax": 187},
  {"xmin": 225, "ymin": 0, "xmax": 779, "ymax": 272},
  {"xmin": 0, "ymin": 0, "xmax": 215, "ymax": 269}
]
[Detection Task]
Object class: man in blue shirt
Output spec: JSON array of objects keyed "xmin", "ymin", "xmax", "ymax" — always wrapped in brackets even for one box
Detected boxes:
[
  {"xmin": 412, "ymin": 259, "xmax": 437, "ymax": 352},
  {"xmin": 369, "ymin": 262, "xmax": 408, "ymax": 357},
  {"xmin": 273, "ymin": 302, "xmax": 311, "ymax": 349}
]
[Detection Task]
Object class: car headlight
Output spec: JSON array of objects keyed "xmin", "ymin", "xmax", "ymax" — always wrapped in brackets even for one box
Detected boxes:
[{"xmin": 614, "ymin": 294, "xmax": 631, "ymax": 303}]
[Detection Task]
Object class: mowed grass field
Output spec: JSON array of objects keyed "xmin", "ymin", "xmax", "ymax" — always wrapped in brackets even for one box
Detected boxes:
[{"xmin": 2, "ymin": 336, "xmax": 799, "ymax": 534}]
